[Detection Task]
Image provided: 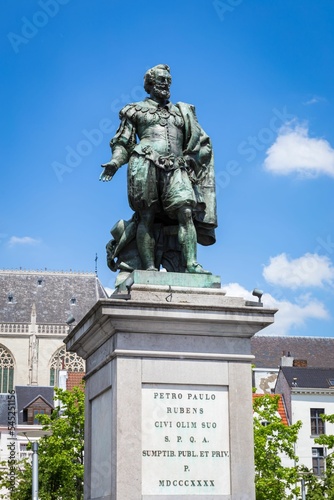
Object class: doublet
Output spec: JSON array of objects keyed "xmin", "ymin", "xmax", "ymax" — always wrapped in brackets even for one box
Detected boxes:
[{"xmin": 111, "ymin": 99, "xmax": 185, "ymax": 160}]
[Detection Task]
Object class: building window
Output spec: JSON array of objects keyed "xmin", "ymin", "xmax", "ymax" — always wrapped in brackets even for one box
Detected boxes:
[
  {"xmin": 49, "ymin": 346, "xmax": 85, "ymax": 386},
  {"xmin": 7, "ymin": 293, "xmax": 13, "ymax": 303},
  {"xmin": 70, "ymin": 297, "xmax": 76, "ymax": 305},
  {"xmin": 19, "ymin": 443, "xmax": 32, "ymax": 461},
  {"xmin": 311, "ymin": 409, "xmax": 325, "ymax": 435},
  {"xmin": 312, "ymin": 447, "xmax": 324, "ymax": 476},
  {"xmin": 34, "ymin": 409, "xmax": 45, "ymax": 424},
  {"xmin": 37, "ymin": 278, "xmax": 43, "ymax": 286},
  {"xmin": 0, "ymin": 346, "xmax": 14, "ymax": 392}
]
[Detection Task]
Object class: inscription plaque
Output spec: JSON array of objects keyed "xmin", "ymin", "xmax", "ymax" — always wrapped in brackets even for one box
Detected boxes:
[{"xmin": 142, "ymin": 384, "xmax": 230, "ymax": 496}]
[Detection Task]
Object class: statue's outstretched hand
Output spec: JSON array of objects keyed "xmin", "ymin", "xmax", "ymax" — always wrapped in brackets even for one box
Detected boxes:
[{"xmin": 100, "ymin": 161, "xmax": 118, "ymax": 182}]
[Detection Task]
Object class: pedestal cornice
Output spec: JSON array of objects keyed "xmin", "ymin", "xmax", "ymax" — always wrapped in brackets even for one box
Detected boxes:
[{"xmin": 65, "ymin": 284, "xmax": 277, "ymax": 360}]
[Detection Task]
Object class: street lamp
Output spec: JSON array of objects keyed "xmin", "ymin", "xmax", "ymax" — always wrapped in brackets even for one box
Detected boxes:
[
  {"xmin": 297, "ymin": 470, "xmax": 314, "ymax": 500},
  {"xmin": 18, "ymin": 429, "xmax": 51, "ymax": 500},
  {"xmin": 300, "ymin": 476, "xmax": 306, "ymax": 500},
  {"xmin": 31, "ymin": 441, "xmax": 39, "ymax": 500}
]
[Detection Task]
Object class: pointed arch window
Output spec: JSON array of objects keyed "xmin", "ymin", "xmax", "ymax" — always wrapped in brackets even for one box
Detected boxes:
[
  {"xmin": 0, "ymin": 345, "xmax": 14, "ymax": 392},
  {"xmin": 49, "ymin": 346, "xmax": 85, "ymax": 386}
]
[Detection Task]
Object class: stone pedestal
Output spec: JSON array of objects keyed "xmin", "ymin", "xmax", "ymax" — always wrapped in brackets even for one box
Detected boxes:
[{"xmin": 65, "ymin": 278, "xmax": 276, "ymax": 500}]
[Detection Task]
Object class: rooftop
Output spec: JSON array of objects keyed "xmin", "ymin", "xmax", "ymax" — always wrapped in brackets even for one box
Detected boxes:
[
  {"xmin": 0, "ymin": 269, "xmax": 107, "ymax": 325},
  {"xmin": 0, "ymin": 386, "xmax": 55, "ymax": 425},
  {"xmin": 251, "ymin": 336, "xmax": 334, "ymax": 369},
  {"xmin": 280, "ymin": 367, "xmax": 334, "ymax": 389}
]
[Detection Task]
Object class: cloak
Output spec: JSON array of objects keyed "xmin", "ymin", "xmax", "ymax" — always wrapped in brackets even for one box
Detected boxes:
[{"xmin": 176, "ymin": 102, "xmax": 217, "ymax": 246}]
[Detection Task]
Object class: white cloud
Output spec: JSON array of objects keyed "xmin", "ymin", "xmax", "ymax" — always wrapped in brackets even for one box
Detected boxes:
[
  {"xmin": 8, "ymin": 236, "xmax": 40, "ymax": 248},
  {"xmin": 261, "ymin": 293, "xmax": 329, "ymax": 336},
  {"xmin": 222, "ymin": 282, "xmax": 329, "ymax": 336},
  {"xmin": 263, "ymin": 253, "xmax": 334, "ymax": 289},
  {"xmin": 264, "ymin": 122, "xmax": 334, "ymax": 177},
  {"xmin": 303, "ymin": 95, "xmax": 326, "ymax": 106},
  {"xmin": 221, "ymin": 282, "xmax": 254, "ymax": 300}
]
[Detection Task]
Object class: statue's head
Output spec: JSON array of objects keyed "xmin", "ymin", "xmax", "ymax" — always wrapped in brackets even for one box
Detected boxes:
[{"xmin": 144, "ymin": 64, "xmax": 172, "ymax": 101}]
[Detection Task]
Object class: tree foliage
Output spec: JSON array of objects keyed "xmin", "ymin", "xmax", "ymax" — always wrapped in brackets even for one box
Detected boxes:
[
  {"xmin": 1, "ymin": 385, "xmax": 84, "ymax": 500},
  {"xmin": 253, "ymin": 394, "xmax": 302, "ymax": 500}
]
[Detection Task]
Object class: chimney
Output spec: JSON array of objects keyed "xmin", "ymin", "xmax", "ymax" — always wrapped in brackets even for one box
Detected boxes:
[
  {"xmin": 280, "ymin": 351, "xmax": 294, "ymax": 367},
  {"xmin": 293, "ymin": 359, "xmax": 307, "ymax": 368}
]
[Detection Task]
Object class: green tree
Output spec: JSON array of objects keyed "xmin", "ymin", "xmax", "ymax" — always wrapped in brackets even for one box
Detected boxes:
[
  {"xmin": 253, "ymin": 394, "xmax": 302, "ymax": 500},
  {"xmin": 1, "ymin": 385, "xmax": 84, "ymax": 500}
]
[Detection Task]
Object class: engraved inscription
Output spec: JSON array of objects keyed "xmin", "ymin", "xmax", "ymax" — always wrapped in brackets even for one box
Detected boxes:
[{"xmin": 142, "ymin": 385, "xmax": 230, "ymax": 496}]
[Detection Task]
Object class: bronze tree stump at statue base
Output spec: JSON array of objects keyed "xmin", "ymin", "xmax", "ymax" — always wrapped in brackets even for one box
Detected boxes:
[{"xmin": 65, "ymin": 274, "xmax": 276, "ymax": 500}]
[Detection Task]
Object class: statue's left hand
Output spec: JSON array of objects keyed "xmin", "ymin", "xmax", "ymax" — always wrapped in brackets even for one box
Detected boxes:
[
  {"xmin": 100, "ymin": 161, "xmax": 118, "ymax": 182},
  {"xmin": 184, "ymin": 156, "xmax": 197, "ymax": 174}
]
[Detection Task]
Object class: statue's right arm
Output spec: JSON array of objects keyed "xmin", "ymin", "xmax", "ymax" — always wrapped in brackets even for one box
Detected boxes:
[{"xmin": 100, "ymin": 112, "xmax": 136, "ymax": 182}]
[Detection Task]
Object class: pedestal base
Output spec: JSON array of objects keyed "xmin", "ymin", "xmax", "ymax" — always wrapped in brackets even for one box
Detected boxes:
[{"xmin": 65, "ymin": 280, "xmax": 276, "ymax": 499}]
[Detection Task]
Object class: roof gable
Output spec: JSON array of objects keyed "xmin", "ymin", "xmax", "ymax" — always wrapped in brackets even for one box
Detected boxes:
[{"xmin": 23, "ymin": 395, "xmax": 54, "ymax": 410}]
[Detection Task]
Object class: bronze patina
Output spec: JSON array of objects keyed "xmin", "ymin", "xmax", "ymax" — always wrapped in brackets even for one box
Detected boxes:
[{"xmin": 100, "ymin": 64, "xmax": 217, "ymax": 283}]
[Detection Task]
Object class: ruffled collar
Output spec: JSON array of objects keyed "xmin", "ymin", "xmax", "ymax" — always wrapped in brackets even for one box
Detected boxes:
[{"xmin": 144, "ymin": 97, "xmax": 172, "ymax": 110}]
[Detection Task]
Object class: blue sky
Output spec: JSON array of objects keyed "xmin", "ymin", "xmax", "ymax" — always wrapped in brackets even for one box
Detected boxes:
[{"xmin": 1, "ymin": 0, "xmax": 334, "ymax": 337}]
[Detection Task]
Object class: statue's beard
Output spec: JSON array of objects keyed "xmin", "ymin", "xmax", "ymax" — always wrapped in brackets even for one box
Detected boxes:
[{"xmin": 152, "ymin": 83, "xmax": 170, "ymax": 100}]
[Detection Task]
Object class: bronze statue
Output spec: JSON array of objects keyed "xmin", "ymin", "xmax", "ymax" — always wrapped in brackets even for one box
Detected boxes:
[{"xmin": 100, "ymin": 64, "xmax": 217, "ymax": 283}]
